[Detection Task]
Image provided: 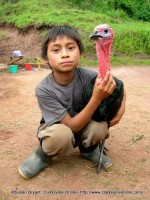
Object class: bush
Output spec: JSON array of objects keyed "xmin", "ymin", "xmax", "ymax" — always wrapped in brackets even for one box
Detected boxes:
[{"xmin": 66, "ymin": 0, "xmax": 150, "ymax": 21}]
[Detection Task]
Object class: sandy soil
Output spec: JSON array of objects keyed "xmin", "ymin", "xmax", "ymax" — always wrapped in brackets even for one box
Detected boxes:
[{"xmin": 0, "ymin": 66, "xmax": 150, "ymax": 200}]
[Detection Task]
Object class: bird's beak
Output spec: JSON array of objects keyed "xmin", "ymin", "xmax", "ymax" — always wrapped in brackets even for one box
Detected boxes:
[
  {"xmin": 89, "ymin": 31, "xmax": 103, "ymax": 40},
  {"xmin": 89, "ymin": 28, "xmax": 112, "ymax": 40}
]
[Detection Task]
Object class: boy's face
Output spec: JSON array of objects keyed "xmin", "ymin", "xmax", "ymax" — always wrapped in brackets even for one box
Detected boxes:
[{"xmin": 46, "ymin": 36, "xmax": 81, "ymax": 73}]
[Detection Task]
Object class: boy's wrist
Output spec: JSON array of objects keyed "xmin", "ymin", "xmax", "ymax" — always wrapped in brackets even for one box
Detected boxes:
[{"xmin": 90, "ymin": 96, "xmax": 102, "ymax": 108}]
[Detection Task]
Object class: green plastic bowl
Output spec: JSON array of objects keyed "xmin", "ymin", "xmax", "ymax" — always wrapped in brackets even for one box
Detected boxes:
[{"xmin": 9, "ymin": 65, "xmax": 18, "ymax": 73}]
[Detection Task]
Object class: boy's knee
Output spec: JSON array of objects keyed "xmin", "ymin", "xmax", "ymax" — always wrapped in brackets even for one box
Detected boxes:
[
  {"xmin": 81, "ymin": 121, "xmax": 109, "ymax": 148},
  {"xmin": 90, "ymin": 121, "xmax": 109, "ymax": 139},
  {"xmin": 96, "ymin": 121, "xmax": 109, "ymax": 139},
  {"xmin": 41, "ymin": 124, "xmax": 75, "ymax": 155}
]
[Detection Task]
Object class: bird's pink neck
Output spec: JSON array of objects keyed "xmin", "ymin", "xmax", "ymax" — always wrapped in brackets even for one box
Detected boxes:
[{"xmin": 96, "ymin": 39, "xmax": 112, "ymax": 81}]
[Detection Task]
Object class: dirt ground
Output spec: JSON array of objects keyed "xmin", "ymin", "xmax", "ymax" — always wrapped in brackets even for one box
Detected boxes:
[
  {"xmin": 0, "ymin": 66, "xmax": 150, "ymax": 200},
  {"xmin": 0, "ymin": 26, "xmax": 150, "ymax": 200}
]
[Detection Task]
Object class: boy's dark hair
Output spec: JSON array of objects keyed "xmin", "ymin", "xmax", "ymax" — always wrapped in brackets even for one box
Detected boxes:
[{"xmin": 41, "ymin": 25, "xmax": 84, "ymax": 60}]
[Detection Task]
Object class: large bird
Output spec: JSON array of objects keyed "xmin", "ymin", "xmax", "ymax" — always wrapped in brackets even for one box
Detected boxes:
[
  {"xmin": 81, "ymin": 24, "xmax": 124, "ymax": 173},
  {"xmin": 82, "ymin": 24, "xmax": 124, "ymax": 122}
]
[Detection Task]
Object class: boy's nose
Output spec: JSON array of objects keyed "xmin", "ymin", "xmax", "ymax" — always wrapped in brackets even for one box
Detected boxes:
[{"xmin": 61, "ymin": 49, "xmax": 69, "ymax": 57}]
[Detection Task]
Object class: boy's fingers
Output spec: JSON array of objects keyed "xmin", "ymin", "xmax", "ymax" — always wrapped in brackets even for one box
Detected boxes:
[
  {"xmin": 100, "ymin": 71, "xmax": 110, "ymax": 86},
  {"xmin": 104, "ymin": 73, "xmax": 116, "ymax": 94},
  {"xmin": 96, "ymin": 71, "xmax": 112, "ymax": 87}
]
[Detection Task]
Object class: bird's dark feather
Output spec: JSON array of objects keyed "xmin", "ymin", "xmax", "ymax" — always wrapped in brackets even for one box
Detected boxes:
[{"xmin": 81, "ymin": 77, "xmax": 124, "ymax": 122}]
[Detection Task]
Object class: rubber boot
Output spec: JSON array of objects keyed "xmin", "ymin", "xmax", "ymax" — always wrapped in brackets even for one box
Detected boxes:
[
  {"xmin": 79, "ymin": 144, "xmax": 112, "ymax": 168},
  {"xmin": 18, "ymin": 145, "xmax": 52, "ymax": 179}
]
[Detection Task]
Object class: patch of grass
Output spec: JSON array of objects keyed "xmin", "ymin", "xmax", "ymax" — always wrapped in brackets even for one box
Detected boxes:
[
  {"xmin": 97, "ymin": 178, "xmax": 112, "ymax": 187},
  {"xmin": 65, "ymin": 160, "xmax": 76, "ymax": 170},
  {"xmin": 138, "ymin": 158, "xmax": 150, "ymax": 165},
  {"xmin": 53, "ymin": 159, "xmax": 76, "ymax": 177},
  {"xmin": 81, "ymin": 56, "xmax": 150, "ymax": 67},
  {"xmin": 80, "ymin": 57, "xmax": 98, "ymax": 67},
  {"xmin": 0, "ymin": 33, "xmax": 8, "ymax": 41},
  {"xmin": 111, "ymin": 56, "xmax": 150, "ymax": 66},
  {"xmin": 129, "ymin": 135, "xmax": 144, "ymax": 146},
  {"xmin": 114, "ymin": 22, "xmax": 150, "ymax": 55},
  {"xmin": 123, "ymin": 198, "xmax": 144, "ymax": 200}
]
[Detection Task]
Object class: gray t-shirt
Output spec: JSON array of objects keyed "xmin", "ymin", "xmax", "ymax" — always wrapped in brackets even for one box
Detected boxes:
[{"xmin": 36, "ymin": 67, "xmax": 97, "ymax": 126}]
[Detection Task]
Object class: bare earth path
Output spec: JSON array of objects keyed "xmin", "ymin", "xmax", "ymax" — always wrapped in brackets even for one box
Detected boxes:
[{"xmin": 0, "ymin": 66, "xmax": 150, "ymax": 200}]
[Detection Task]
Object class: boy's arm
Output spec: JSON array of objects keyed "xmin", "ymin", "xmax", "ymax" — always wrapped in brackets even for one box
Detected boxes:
[{"xmin": 60, "ymin": 71, "xmax": 116, "ymax": 134}]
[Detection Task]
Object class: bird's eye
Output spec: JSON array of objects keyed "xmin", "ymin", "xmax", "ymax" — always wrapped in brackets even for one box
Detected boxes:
[
  {"xmin": 95, "ymin": 31, "xmax": 98, "ymax": 34},
  {"xmin": 104, "ymin": 29, "xmax": 108, "ymax": 34}
]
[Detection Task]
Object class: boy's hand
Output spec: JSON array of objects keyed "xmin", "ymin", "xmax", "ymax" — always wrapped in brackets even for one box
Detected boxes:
[{"xmin": 92, "ymin": 71, "xmax": 116, "ymax": 104}]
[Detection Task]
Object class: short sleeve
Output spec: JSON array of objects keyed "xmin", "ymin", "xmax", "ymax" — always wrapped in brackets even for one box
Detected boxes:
[{"xmin": 36, "ymin": 86, "xmax": 68, "ymax": 126}]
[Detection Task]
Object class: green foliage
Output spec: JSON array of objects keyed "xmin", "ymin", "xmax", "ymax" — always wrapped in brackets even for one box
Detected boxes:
[
  {"xmin": 66, "ymin": 0, "xmax": 150, "ymax": 21},
  {"xmin": 107, "ymin": 0, "xmax": 150, "ymax": 21},
  {"xmin": 0, "ymin": 0, "xmax": 150, "ymax": 65},
  {"xmin": 113, "ymin": 23, "xmax": 150, "ymax": 55}
]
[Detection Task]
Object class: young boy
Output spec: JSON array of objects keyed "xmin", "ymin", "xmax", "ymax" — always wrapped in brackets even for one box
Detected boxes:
[{"xmin": 19, "ymin": 25, "xmax": 126, "ymax": 179}]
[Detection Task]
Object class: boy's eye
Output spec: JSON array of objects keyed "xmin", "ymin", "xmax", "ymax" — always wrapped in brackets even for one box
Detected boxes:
[
  {"xmin": 52, "ymin": 48, "xmax": 60, "ymax": 53},
  {"xmin": 68, "ymin": 46, "xmax": 75, "ymax": 50}
]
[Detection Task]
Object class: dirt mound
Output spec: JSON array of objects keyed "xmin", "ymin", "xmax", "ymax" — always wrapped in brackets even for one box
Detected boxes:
[{"xmin": 0, "ymin": 26, "xmax": 42, "ymax": 63}]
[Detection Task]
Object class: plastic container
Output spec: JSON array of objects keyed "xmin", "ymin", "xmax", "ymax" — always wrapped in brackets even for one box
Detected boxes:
[
  {"xmin": 9, "ymin": 65, "xmax": 18, "ymax": 73},
  {"xmin": 24, "ymin": 64, "xmax": 32, "ymax": 70},
  {"xmin": 12, "ymin": 50, "xmax": 22, "ymax": 57}
]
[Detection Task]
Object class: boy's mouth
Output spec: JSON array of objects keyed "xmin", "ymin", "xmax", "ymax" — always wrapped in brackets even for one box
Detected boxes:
[{"xmin": 60, "ymin": 61, "xmax": 73, "ymax": 65}]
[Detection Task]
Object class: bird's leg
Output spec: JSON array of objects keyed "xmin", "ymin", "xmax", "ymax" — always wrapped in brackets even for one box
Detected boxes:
[{"xmin": 97, "ymin": 139, "xmax": 107, "ymax": 174}]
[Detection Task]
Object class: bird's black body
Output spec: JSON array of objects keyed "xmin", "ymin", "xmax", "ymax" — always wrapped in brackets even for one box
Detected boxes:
[{"xmin": 81, "ymin": 76, "xmax": 124, "ymax": 122}]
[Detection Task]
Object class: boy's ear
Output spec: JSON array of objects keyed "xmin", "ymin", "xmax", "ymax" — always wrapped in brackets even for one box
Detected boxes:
[
  {"xmin": 42, "ymin": 59, "xmax": 52, "ymax": 69},
  {"xmin": 43, "ymin": 59, "xmax": 49, "ymax": 65}
]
